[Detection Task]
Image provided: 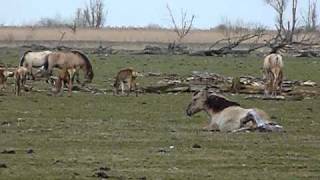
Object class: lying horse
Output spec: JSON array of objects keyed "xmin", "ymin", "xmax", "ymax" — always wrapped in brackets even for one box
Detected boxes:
[
  {"xmin": 113, "ymin": 68, "xmax": 139, "ymax": 96},
  {"xmin": 263, "ymin": 53, "xmax": 283, "ymax": 96},
  {"xmin": 186, "ymin": 89, "xmax": 283, "ymax": 132},
  {"xmin": 19, "ymin": 50, "xmax": 52, "ymax": 80},
  {"xmin": 43, "ymin": 50, "xmax": 94, "ymax": 85},
  {"xmin": 14, "ymin": 67, "xmax": 28, "ymax": 96}
]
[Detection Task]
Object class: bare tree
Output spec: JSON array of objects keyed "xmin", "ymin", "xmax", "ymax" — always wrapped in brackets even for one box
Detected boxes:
[
  {"xmin": 265, "ymin": 0, "xmax": 288, "ymax": 39},
  {"xmin": 264, "ymin": 0, "xmax": 299, "ymax": 52},
  {"xmin": 303, "ymin": 0, "xmax": 318, "ymax": 31},
  {"xmin": 166, "ymin": 4, "xmax": 195, "ymax": 42},
  {"xmin": 74, "ymin": 0, "xmax": 107, "ymax": 28}
]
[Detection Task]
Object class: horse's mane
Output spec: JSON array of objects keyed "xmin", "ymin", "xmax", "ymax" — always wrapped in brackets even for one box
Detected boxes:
[
  {"xmin": 205, "ymin": 94, "xmax": 240, "ymax": 113},
  {"xmin": 19, "ymin": 50, "xmax": 32, "ymax": 66},
  {"xmin": 71, "ymin": 50, "xmax": 92, "ymax": 70}
]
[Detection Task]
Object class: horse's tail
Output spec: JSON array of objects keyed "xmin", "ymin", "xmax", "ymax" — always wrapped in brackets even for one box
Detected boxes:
[{"xmin": 19, "ymin": 50, "xmax": 32, "ymax": 66}]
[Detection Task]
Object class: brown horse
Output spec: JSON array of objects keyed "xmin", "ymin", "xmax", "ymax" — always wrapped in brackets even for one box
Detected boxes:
[
  {"xmin": 186, "ymin": 89, "xmax": 283, "ymax": 132},
  {"xmin": 263, "ymin": 54, "xmax": 283, "ymax": 96},
  {"xmin": 0, "ymin": 67, "xmax": 14, "ymax": 90},
  {"xmin": 43, "ymin": 50, "xmax": 94, "ymax": 84},
  {"xmin": 14, "ymin": 67, "xmax": 28, "ymax": 96},
  {"xmin": 113, "ymin": 68, "xmax": 139, "ymax": 96},
  {"xmin": 52, "ymin": 67, "xmax": 75, "ymax": 97}
]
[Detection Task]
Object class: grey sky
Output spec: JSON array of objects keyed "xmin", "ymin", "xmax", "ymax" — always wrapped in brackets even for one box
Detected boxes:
[{"xmin": 0, "ymin": 0, "xmax": 315, "ymax": 28}]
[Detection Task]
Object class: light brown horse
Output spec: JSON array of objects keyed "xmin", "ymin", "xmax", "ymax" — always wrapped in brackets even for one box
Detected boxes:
[
  {"xmin": 52, "ymin": 67, "xmax": 75, "ymax": 97},
  {"xmin": 186, "ymin": 89, "xmax": 283, "ymax": 132},
  {"xmin": 43, "ymin": 50, "xmax": 94, "ymax": 84},
  {"xmin": 113, "ymin": 68, "xmax": 139, "ymax": 96},
  {"xmin": 14, "ymin": 67, "xmax": 28, "ymax": 96},
  {"xmin": 263, "ymin": 54, "xmax": 283, "ymax": 96},
  {"xmin": 0, "ymin": 67, "xmax": 14, "ymax": 90}
]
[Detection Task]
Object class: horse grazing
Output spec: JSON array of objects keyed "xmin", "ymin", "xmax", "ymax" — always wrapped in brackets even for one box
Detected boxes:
[
  {"xmin": 186, "ymin": 89, "xmax": 283, "ymax": 132},
  {"xmin": 43, "ymin": 50, "xmax": 94, "ymax": 85},
  {"xmin": 113, "ymin": 68, "xmax": 139, "ymax": 96},
  {"xmin": 263, "ymin": 53, "xmax": 283, "ymax": 96},
  {"xmin": 19, "ymin": 50, "xmax": 52, "ymax": 80},
  {"xmin": 52, "ymin": 67, "xmax": 75, "ymax": 97},
  {"xmin": 14, "ymin": 67, "xmax": 28, "ymax": 96}
]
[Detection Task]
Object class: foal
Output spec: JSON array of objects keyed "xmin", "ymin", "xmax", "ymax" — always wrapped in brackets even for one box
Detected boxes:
[
  {"xmin": 263, "ymin": 54, "xmax": 283, "ymax": 96},
  {"xmin": 14, "ymin": 67, "xmax": 28, "ymax": 96},
  {"xmin": 53, "ymin": 67, "xmax": 76, "ymax": 97},
  {"xmin": 0, "ymin": 68, "xmax": 14, "ymax": 90},
  {"xmin": 113, "ymin": 68, "xmax": 139, "ymax": 96}
]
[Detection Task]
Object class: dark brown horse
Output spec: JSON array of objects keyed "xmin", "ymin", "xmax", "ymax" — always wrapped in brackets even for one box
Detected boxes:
[{"xmin": 43, "ymin": 50, "xmax": 94, "ymax": 84}]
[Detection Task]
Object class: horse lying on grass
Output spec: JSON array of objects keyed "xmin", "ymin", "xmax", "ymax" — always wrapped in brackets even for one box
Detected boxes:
[{"xmin": 186, "ymin": 89, "xmax": 283, "ymax": 133}]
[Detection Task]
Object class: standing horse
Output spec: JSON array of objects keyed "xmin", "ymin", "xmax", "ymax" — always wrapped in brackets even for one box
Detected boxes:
[
  {"xmin": 186, "ymin": 89, "xmax": 283, "ymax": 132},
  {"xmin": 0, "ymin": 67, "xmax": 14, "ymax": 90},
  {"xmin": 113, "ymin": 68, "xmax": 139, "ymax": 96},
  {"xmin": 263, "ymin": 53, "xmax": 283, "ymax": 96},
  {"xmin": 19, "ymin": 50, "xmax": 52, "ymax": 80},
  {"xmin": 52, "ymin": 67, "xmax": 76, "ymax": 97},
  {"xmin": 43, "ymin": 50, "xmax": 94, "ymax": 84},
  {"xmin": 14, "ymin": 67, "xmax": 28, "ymax": 96}
]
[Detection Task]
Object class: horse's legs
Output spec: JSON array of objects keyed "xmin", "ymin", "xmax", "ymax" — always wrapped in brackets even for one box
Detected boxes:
[
  {"xmin": 120, "ymin": 82, "xmax": 125, "ymax": 95},
  {"xmin": 133, "ymin": 81, "xmax": 138, "ymax": 97},
  {"xmin": 203, "ymin": 123, "xmax": 219, "ymax": 131},
  {"xmin": 15, "ymin": 77, "xmax": 21, "ymax": 96},
  {"xmin": 67, "ymin": 78, "xmax": 72, "ymax": 97},
  {"xmin": 75, "ymin": 70, "xmax": 81, "ymax": 84},
  {"xmin": 127, "ymin": 79, "xmax": 132, "ymax": 96},
  {"xmin": 232, "ymin": 127, "xmax": 252, "ymax": 133}
]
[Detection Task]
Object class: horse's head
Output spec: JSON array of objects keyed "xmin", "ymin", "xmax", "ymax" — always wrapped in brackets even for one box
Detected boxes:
[
  {"xmin": 186, "ymin": 89, "xmax": 240, "ymax": 117},
  {"xmin": 84, "ymin": 69, "xmax": 94, "ymax": 83},
  {"xmin": 186, "ymin": 89, "xmax": 209, "ymax": 117}
]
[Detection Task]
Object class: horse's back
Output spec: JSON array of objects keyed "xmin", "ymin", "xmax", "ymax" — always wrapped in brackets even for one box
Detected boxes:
[
  {"xmin": 48, "ymin": 52, "xmax": 87, "ymax": 68},
  {"xmin": 264, "ymin": 54, "xmax": 283, "ymax": 69},
  {"xmin": 22, "ymin": 51, "xmax": 52, "ymax": 67}
]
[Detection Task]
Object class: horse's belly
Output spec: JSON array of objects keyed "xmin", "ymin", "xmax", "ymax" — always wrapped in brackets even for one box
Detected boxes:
[{"xmin": 217, "ymin": 107, "xmax": 249, "ymax": 132}]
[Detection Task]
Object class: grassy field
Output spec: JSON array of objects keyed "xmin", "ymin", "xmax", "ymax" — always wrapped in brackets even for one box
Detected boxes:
[{"xmin": 0, "ymin": 49, "xmax": 320, "ymax": 179}]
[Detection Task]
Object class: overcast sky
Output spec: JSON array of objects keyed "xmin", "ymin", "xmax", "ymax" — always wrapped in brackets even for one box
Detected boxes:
[{"xmin": 0, "ymin": 0, "xmax": 315, "ymax": 29}]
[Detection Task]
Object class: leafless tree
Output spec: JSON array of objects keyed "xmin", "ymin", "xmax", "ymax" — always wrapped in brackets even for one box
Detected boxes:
[
  {"xmin": 74, "ymin": 0, "xmax": 107, "ymax": 29},
  {"xmin": 166, "ymin": 4, "xmax": 195, "ymax": 42},
  {"xmin": 264, "ymin": 0, "xmax": 298, "ymax": 42},
  {"xmin": 303, "ymin": 0, "xmax": 318, "ymax": 31}
]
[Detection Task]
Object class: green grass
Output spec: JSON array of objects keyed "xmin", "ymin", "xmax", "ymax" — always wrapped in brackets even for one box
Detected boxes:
[{"xmin": 0, "ymin": 49, "xmax": 320, "ymax": 179}]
